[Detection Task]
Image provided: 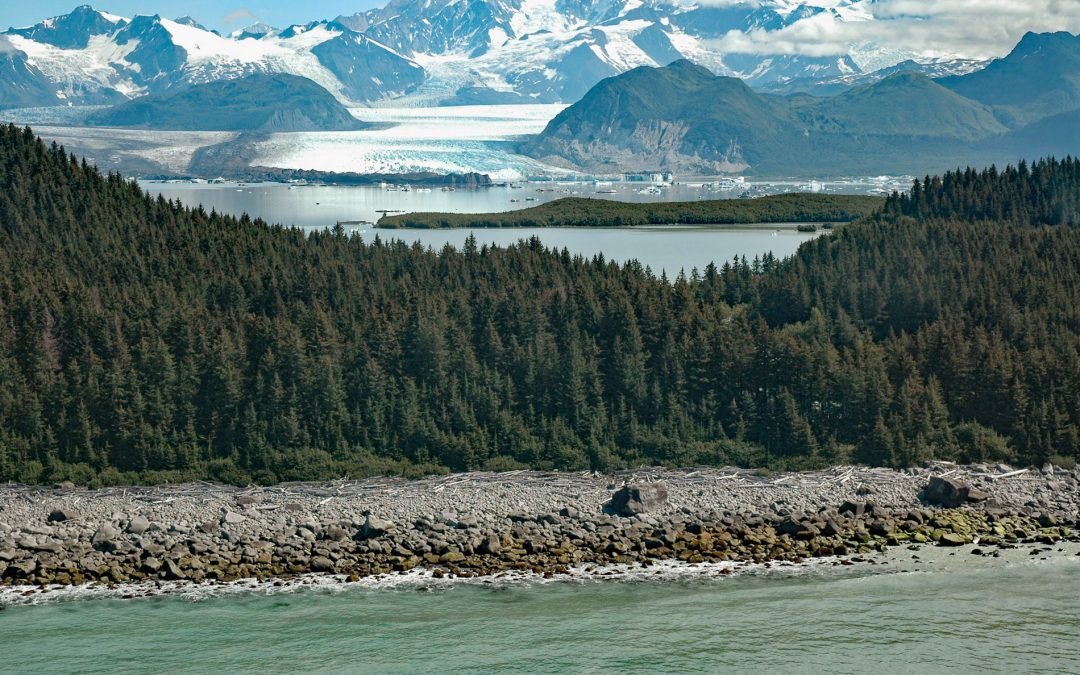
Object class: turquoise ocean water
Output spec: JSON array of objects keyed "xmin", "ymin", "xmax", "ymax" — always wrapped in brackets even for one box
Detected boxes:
[{"xmin": 3, "ymin": 553, "xmax": 1078, "ymax": 674}]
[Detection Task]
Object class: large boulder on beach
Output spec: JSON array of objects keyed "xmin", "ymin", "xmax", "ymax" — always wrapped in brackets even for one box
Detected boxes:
[
  {"xmin": 47, "ymin": 508, "xmax": 79, "ymax": 523},
  {"xmin": 46, "ymin": 505, "xmax": 78, "ymax": 520},
  {"xmin": 126, "ymin": 515, "xmax": 150, "ymax": 535},
  {"xmin": 610, "ymin": 483, "xmax": 669, "ymax": 516},
  {"xmin": 91, "ymin": 523, "xmax": 120, "ymax": 549},
  {"xmin": 222, "ymin": 511, "xmax": 247, "ymax": 525},
  {"xmin": 355, "ymin": 514, "xmax": 394, "ymax": 540},
  {"xmin": 923, "ymin": 476, "xmax": 988, "ymax": 507}
]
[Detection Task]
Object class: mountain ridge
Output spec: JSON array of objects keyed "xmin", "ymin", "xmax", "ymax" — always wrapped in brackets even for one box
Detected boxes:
[
  {"xmin": 0, "ymin": 2, "xmax": 1011, "ymax": 108},
  {"xmin": 84, "ymin": 73, "xmax": 368, "ymax": 132},
  {"xmin": 523, "ymin": 52, "xmax": 1079, "ymax": 175}
]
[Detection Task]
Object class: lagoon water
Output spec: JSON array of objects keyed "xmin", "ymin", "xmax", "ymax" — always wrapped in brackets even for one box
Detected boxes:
[
  {"xmin": 141, "ymin": 182, "xmax": 822, "ymax": 274},
  {"xmin": 3, "ymin": 554, "xmax": 1079, "ymax": 674}
]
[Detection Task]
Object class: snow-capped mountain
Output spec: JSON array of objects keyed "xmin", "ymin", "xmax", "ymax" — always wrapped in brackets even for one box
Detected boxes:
[
  {"xmin": 0, "ymin": 5, "xmax": 424, "ymax": 106},
  {"xmin": 0, "ymin": 1, "xmax": 986, "ymax": 109},
  {"xmin": 339, "ymin": 0, "xmax": 977, "ymax": 103}
]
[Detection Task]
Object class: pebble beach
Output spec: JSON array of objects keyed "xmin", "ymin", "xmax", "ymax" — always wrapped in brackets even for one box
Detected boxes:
[{"xmin": 2, "ymin": 463, "xmax": 1078, "ymax": 604}]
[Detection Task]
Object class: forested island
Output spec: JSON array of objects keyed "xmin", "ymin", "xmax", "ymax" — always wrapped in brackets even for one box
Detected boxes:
[
  {"xmin": 1, "ymin": 124, "xmax": 1078, "ymax": 486},
  {"xmin": 375, "ymin": 193, "xmax": 882, "ymax": 228}
]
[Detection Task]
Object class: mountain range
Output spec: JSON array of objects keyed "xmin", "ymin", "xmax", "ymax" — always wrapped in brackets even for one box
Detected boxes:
[
  {"xmin": 1, "ymin": 1, "xmax": 996, "ymax": 108},
  {"xmin": 524, "ymin": 32, "xmax": 1080, "ymax": 175},
  {"xmin": 84, "ymin": 73, "xmax": 368, "ymax": 131},
  {"xmin": 0, "ymin": 5, "xmax": 424, "ymax": 107}
]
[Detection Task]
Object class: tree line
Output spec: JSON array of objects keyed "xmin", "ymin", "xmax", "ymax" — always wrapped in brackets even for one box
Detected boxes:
[
  {"xmin": 0, "ymin": 124, "xmax": 1077, "ymax": 485},
  {"xmin": 377, "ymin": 194, "xmax": 883, "ymax": 228}
]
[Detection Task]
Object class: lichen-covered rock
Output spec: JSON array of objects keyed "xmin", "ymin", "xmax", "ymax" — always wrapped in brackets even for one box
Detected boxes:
[{"xmin": 939, "ymin": 532, "xmax": 970, "ymax": 546}]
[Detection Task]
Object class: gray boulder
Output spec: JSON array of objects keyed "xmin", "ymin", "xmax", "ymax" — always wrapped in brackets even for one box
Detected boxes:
[
  {"xmin": 127, "ymin": 515, "xmax": 151, "ymax": 535},
  {"xmin": 610, "ymin": 482, "xmax": 669, "ymax": 516},
  {"xmin": 91, "ymin": 524, "xmax": 120, "ymax": 548},
  {"xmin": 923, "ymin": 476, "xmax": 974, "ymax": 508},
  {"xmin": 222, "ymin": 511, "xmax": 247, "ymax": 525},
  {"xmin": 324, "ymin": 525, "xmax": 351, "ymax": 542},
  {"xmin": 47, "ymin": 508, "xmax": 79, "ymax": 523},
  {"xmin": 5, "ymin": 560, "xmax": 37, "ymax": 578},
  {"xmin": 356, "ymin": 514, "xmax": 394, "ymax": 540},
  {"xmin": 163, "ymin": 558, "xmax": 186, "ymax": 580}
]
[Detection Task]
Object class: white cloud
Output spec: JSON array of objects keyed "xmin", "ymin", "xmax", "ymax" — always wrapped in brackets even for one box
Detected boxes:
[
  {"xmin": 703, "ymin": 0, "xmax": 1080, "ymax": 60},
  {"xmin": 221, "ymin": 8, "xmax": 260, "ymax": 27}
]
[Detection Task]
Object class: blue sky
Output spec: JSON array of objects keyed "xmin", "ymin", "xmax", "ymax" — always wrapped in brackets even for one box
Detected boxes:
[{"xmin": 3, "ymin": 1, "xmax": 384, "ymax": 33}]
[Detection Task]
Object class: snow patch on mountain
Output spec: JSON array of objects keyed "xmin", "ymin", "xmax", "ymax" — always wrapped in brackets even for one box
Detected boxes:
[{"xmin": 1, "ymin": 1, "xmax": 1011, "ymax": 109}]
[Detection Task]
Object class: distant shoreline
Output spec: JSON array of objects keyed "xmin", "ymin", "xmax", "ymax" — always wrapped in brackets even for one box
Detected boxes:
[
  {"xmin": 375, "ymin": 194, "xmax": 882, "ymax": 228},
  {"xmin": 2, "ymin": 463, "xmax": 1076, "ymax": 603}
]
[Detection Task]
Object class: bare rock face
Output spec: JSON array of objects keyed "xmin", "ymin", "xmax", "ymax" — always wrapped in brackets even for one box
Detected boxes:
[{"xmin": 610, "ymin": 483, "xmax": 669, "ymax": 516}]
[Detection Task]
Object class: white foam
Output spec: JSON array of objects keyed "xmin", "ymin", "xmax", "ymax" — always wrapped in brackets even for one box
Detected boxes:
[
  {"xmin": 0, "ymin": 554, "xmax": 850, "ymax": 608},
  {"xmin": 10, "ymin": 539, "xmax": 1080, "ymax": 608}
]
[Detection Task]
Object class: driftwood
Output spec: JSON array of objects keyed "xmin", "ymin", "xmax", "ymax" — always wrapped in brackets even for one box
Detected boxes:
[{"xmin": 985, "ymin": 468, "xmax": 1029, "ymax": 480}]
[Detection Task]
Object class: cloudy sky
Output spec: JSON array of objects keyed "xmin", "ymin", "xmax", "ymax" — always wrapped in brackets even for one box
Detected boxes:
[
  {"xmin": 3, "ymin": 0, "xmax": 1079, "ymax": 59},
  {"xmin": 705, "ymin": 0, "xmax": 1080, "ymax": 59}
]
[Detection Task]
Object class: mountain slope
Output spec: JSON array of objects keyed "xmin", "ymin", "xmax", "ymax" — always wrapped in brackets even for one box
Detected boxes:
[
  {"xmin": 522, "ymin": 60, "xmax": 802, "ymax": 173},
  {"xmin": 807, "ymin": 72, "xmax": 1007, "ymax": 141},
  {"xmin": 940, "ymin": 32, "xmax": 1080, "ymax": 127},
  {"xmin": 523, "ymin": 60, "xmax": 1039, "ymax": 175},
  {"xmin": 2, "ymin": 8, "xmax": 425, "ymax": 106},
  {"xmin": 309, "ymin": 27, "xmax": 425, "ymax": 103},
  {"xmin": 6, "ymin": 4, "xmax": 125, "ymax": 49},
  {"xmin": 0, "ymin": 38, "xmax": 61, "ymax": 108},
  {"xmin": 84, "ymin": 73, "xmax": 367, "ymax": 131},
  {"xmin": 985, "ymin": 109, "xmax": 1080, "ymax": 160}
]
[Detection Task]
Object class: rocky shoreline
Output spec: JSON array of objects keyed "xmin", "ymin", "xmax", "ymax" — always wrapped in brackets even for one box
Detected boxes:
[{"xmin": 2, "ymin": 464, "xmax": 1078, "ymax": 601}]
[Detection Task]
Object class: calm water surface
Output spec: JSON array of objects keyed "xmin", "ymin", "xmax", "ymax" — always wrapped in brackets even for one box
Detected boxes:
[
  {"xmin": 141, "ymin": 183, "xmax": 822, "ymax": 274},
  {"xmin": 3, "ymin": 555, "xmax": 1078, "ymax": 674}
]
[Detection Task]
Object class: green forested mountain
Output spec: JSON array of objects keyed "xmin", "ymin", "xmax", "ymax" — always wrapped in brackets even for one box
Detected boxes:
[
  {"xmin": 806, "ymin": 72, "xmax": 1007, "ymax": 142},
  {"xmin": 940, "ymin": 31, "xmax": 1080, "ymax": 127},
  {"xmin": 524, "ymin": 34, "xmax": 1080, "ymax": 175},
  {"xmin": 522, "ymin": 61, "xmax": 1011, "ymax": 175},
  {"xmin": 85, "ymin": 73, "xmax": 367, "ymax": 132},
  {"xmin": 1, "ymin": 124, "xmax": 1079, "ymax": 485}
]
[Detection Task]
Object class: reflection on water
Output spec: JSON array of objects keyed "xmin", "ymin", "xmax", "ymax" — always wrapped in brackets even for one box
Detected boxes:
[{"xmin": 141, "ymin": 182, "xmax": 825, "ymax": 275}]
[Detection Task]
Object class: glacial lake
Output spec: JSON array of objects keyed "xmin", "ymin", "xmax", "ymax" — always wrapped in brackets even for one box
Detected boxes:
[{"xmin": 142, "ymin": 181, "xmax": 826, "ymax": 274}]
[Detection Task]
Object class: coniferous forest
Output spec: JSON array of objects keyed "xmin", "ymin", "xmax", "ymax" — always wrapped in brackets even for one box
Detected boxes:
[{"xmin": 1, "ymin": 124, "xmax": 1079, "ymax": 485}]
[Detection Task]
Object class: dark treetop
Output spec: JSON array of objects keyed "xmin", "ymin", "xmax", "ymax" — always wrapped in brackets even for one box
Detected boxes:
[
  {"xmin": 375, "ymin": 193, "xmax": 882, "ymax": 228},
  {"xmin": 1, "ymin": 124, "xmax": 1078, "ymax": 485}
]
